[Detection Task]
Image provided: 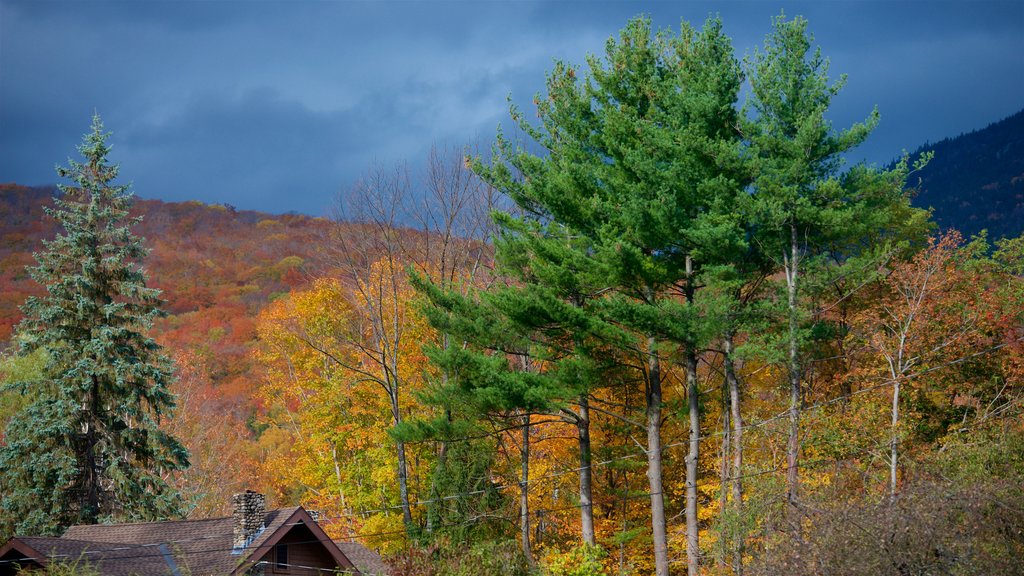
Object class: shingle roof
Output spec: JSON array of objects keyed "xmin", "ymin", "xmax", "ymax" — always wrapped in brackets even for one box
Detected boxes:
[
  {"xmin": 2, "ymin": 507, "xmax": 387, "ymax": 575},
  {"xmin": 64, "ymin": 516, "xmax": 240, "ymax": 575},
  {"xmin": 11, "ymin": 536, "xmax": 182, "ymax": 575},
  {"xmin": 335, "ymin": 542, "xmax": 390, "ymax": 576},
  {"xmin": 239, "ymin": 506, "xmax": 302, "ymax": 553}
]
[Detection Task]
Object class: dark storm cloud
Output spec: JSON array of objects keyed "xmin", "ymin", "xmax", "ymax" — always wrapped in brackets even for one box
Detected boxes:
[{"xmin": 1, "ymin": 0, "xmax": 1021, "ymax": 215}]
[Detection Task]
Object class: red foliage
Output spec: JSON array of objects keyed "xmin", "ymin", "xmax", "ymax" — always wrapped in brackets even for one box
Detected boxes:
[{"xmin": 0, "ymin": 184, "xmax": 334, "ymax": 416}]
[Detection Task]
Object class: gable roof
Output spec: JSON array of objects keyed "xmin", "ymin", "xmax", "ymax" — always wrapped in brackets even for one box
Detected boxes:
[
  {"xmin": 234, "ymin": 507, "xmax": 357, "ymax": 574},
  {"xmin": 1, "ymin": 506, "xmax": 382, "ymax": 575},
  {"xmin": 0, "ymin": 537, "xmax": 46, "ymax": 573}
]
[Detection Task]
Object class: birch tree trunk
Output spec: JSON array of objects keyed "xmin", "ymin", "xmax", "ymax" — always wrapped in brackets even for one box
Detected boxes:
[
  {"xmin": 686, "ymin": 345, "xmax": 700, "ymax": 576},
  {"xmin": 890, "ymin": 379, "xmax": 900, "ymax": 500},
  {"xmin": 725, "ymin": 330, "xmax": 744, "ymax": 576},
  {"xmin": 685, "ymin": 257, "xmax": 700, "ymax": 576},
  {"xmin": 719, "ymin": 378, "xmax": 731, "ymax": 535},
  {"xmin": 520, "ymin": 414, "xmax": 535, "ymax": 566},
  {"xmin": 390, "ymin": 390, "xmax": 414, "ymax": 529}
]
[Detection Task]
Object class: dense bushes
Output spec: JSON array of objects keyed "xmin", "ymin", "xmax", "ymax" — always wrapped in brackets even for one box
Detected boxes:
[{"xmin": 751, "ymin": 428, "xmax": 1024, "ymax": 576}]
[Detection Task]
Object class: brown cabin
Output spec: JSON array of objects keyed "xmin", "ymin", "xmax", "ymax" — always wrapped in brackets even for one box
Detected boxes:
[{"xmin": 0, "ymin": 491, "xmax": 388, "ymax": 575}]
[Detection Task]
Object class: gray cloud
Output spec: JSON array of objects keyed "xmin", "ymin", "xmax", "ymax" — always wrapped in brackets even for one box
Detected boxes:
[{"xmin": 2, "ymin": 0, "xmax": 1022, "ymax": 215}]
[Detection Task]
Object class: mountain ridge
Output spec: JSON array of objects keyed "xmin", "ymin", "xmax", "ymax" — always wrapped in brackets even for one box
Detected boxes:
[{"xmin": 903, "ymin": 108, "xmax": 1024, "ymax": 239}]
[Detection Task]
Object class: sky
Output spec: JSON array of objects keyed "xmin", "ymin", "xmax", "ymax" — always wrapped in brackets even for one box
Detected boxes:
[{"xmin": 1, "ymin": 0, "xmax": 1022, "ymax": 217}]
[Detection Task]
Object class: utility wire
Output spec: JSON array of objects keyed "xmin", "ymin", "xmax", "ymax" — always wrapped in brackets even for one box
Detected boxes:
[
  {"xmin": 4, "ymin": 337, "xmax": 1018, "ymax": 567},
  {"xmin": 5, "ymin": 415, "xmax": 1020, "ymax": 570}
]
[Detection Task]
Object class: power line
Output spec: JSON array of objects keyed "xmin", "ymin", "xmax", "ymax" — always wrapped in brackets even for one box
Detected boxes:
[
  {"xmin": 3, "ymin": 337, "xmax": 1017, "ymax": 568},
  {"xmin": 237, "ymin": 334, "xmax": 1023, "ymax": 525},
  {"xmin": 6, "ymin": 410, "xmax": 1019, "ymax": 570}
]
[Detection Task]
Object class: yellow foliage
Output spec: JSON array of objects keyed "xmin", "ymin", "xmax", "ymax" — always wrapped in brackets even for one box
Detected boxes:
[{"xmin": 254, "ymin": 265, "xmax": 436, "ymax": 543}]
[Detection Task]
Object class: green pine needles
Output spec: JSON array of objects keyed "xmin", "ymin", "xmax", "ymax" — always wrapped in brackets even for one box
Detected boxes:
[{"xmin": 0, "ymin": 115, "xmax": 188, "ymax": 536}]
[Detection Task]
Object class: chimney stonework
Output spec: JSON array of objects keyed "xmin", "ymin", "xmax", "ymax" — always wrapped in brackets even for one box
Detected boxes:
[{"xmin": 232, "ymin": 490, "xmax": 266, "ymax": 550}]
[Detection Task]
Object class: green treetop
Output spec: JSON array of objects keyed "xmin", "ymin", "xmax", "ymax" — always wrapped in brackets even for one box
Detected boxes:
[
  {"xmin": 472, "ymin": 17, "xmax": 747, "ymax": 576},
  {"xmin": 0, "ymin": 115, "xmax": 188, "ymax": 536}
]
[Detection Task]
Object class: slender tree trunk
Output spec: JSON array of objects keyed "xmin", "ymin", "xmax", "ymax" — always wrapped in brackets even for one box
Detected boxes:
[
  {"xmin": 646, "ymin": 334, "xmax": 670, "ymax": 576},
  {"xmin": 685, "ymin": 257, "xmax": 700, "ymax": 576},
  {"xmin": 685, "ymin": 355, "xmax": 700, "ymax": 576},
  {"xmin": 683, "ymin": 345, "xmax": 700, "ymax": 576},
  {"xmin": 520, "ymin": 414, "xmax": 535, "ymax": 566},
  {"xmin": 890, "ymin": 379, "xmax": 900, "ymax": 500},
  {"xmin": 619, "ymin": 475, "xmax": 629, "ymax": 574},
  {"xmin": 619, "ymin": 385, "xmax": 633, "ymax": 575},
  {"xmin": 725, "ymin": 331, "xmax": 744, "ymax": 576},
  {"xmin": 396, "ymin": 439, "xmax": 413, "ymax": 528},
  {"xmin": 719, "ymin": 380, "xmax": 730, "ymax": 527},
  {"xmin": 719, "ymin": 359, "xmax": 731, "ymax": 572},
  {"xmin": 565, "ymin": 300, "xmax": 595, "ymax": 545},
  {"xmin": 330, "ymin": 443, "xmax": 353, "ymax": 536},
  {"xmin": 391, "ymin": 391, "xmax": 414, "ymax": 530},
  {"xmin": 785, "ymin": 222, "xmax": 801, "ymax": 502},
  {"xmin": 578, "ymin": 395, "xmax": 596, "ymax": 546}
]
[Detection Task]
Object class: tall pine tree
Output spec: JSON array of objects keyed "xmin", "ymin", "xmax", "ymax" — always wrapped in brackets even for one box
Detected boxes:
[
  {"xmin": 0, "ymin": 115, "xmax": 188, "ymax": 536},
  {"xmin": 471, "ymin": 17, "xmax": 746, "ymax": 575},
  {"xmin": 409, "ymin": 221, "xmax": 625, "ymax": 551},
  {"xmin": 744, "ymin": 15, "xmax": 929, "ymax": 503}
]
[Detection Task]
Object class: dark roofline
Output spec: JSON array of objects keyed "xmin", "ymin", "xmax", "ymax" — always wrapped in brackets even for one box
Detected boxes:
[
  {"xmin": 64, "ymin": 515, "xmax": 232, "ymax": 535},
  {"xmin": 233, "ymin": 507, "xmax": 359, "ymax": 575},
  {"xmin": 6, "ymin": 507, "xmax": 369, "ymax": 575},
  {"xmin": 0, "ymin": 537, "xmax": 49, "ymax": 569}
]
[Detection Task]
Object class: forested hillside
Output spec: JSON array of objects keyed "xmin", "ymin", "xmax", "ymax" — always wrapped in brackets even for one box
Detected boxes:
[
  {"xmin": 0, "ymin": 182, "xmax": 331, "ymax": 394},
  {"xmin": 906, "ymin": 108, "xmax": 1024, "ymax": 239}
]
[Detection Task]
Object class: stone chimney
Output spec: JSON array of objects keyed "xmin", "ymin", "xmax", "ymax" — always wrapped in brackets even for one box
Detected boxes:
[{"xmin": 232, "ymin": 490, "xmax": 266, "ymax": 549}]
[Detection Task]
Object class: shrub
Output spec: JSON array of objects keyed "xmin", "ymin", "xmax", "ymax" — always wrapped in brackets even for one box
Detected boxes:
[
  {"xmin": 541, "ymin": 544, "xmax": 608, "ymax": 576},
  {"xmin": 387, "ymin": 539, "xmax": 531, "ymax": 576}
]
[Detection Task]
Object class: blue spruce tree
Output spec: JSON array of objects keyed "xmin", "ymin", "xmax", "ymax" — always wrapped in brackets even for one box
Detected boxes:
[{"xmin": 0, "ymin": 115, "xmax": 188, "ymax": 536}]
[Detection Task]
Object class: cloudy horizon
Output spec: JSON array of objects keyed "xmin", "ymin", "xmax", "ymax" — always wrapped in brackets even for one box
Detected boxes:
[{"xmin": 2, "ymin": 0, "xmax": 1022, "ymax": 216}]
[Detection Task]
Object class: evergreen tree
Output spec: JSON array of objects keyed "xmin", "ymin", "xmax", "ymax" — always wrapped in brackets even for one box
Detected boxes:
[
  {"xmin": 744, "ymin": 14, "xmax": 929, "ymax": 503},
  {"xmin": 468, "ymin": 17, "xmax": 746, "ymax": 576},
  {"xmin": 409, "ymin": 224, "xmax": 625, "ymax": 551},
  {"xmin": 0, "ymin": 115, "xmax": 188, "ymax": 536}
]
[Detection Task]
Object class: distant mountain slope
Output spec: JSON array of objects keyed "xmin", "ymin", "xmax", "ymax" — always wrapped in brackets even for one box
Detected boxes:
[
  {"xmin": 0, "ymin": 183, "xmax": 335, "ymax": 401},
  {"xmin": 905, "ymin": 109, "xmax": 1024, "ymax": 239}
]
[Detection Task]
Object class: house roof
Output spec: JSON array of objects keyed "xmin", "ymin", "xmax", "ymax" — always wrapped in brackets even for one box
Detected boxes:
[
  {"xmin": 2, "ymin": 507, "xmax": 384, "ymax": 575},
  {"xmin": 335, "ymin": 542, "xmax": 390, "ymax": 576},
  {"xmin": 233, "ymin": 507, "xmax": 357, "ymax": 574},
  {"xmin": 0, "ymin": 536, "xmax": 180, "ymax": 575},
  {"xmin": 63, "ymin": 515, "xmax": 240, "ymax": 574}
]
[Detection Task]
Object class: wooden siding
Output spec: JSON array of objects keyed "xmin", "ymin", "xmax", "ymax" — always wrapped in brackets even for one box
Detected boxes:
[{"xmin": 259, "ymin": 524, "xmax": 345, "ymax": 575}]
